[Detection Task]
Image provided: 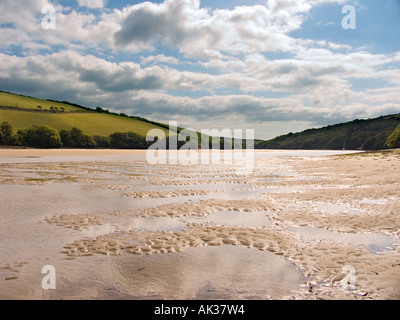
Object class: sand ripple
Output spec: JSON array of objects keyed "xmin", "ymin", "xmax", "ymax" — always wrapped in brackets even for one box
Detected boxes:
[
  {"xmin": 2, "ymin": 149, "xmax": 400, "ymax": 299},
  {"xmin": 45, "ymin": 214, "xmax": 107, "ymax": 231},
  {"xmin": 124, "ymin": 189, "xmax": 218, "ymax": 198},
  {"xmin": 133, "ymin": 198, "xmax": 276, "ymax": 218}
]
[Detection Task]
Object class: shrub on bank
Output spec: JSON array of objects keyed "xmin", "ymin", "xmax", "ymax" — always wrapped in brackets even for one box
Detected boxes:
[
  {"xmin": 0, "ymin": 121, "xmax": 18, "ymax": 146},
  {"xmin": 60, "ymin": 127, "xmax": 95, "ymax": 148},
  {"xmin": 386, "ymin": 124, "xmax": 400, "ymax": 149},
  {"xmin": 18, "ymin": 125, "xmax": 63, "ymax": 148}
]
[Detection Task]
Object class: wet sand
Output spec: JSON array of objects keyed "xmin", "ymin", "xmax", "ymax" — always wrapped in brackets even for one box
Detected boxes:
[
  {"xmin": 0, "ymin": 148, "xmax": 399, "ymax": 300},
  {"xmin": 0, "ymin": 148, "xmax": 146, "ymax": 158}
]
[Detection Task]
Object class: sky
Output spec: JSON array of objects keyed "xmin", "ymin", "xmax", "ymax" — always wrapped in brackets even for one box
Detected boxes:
[{"xmin": 1, "ymin": 0, "xmax": 399, "ymax": 139}]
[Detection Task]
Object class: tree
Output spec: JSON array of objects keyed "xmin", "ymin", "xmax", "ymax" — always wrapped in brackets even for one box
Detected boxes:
[
  {"xmin": 60, "ymin": 127, "xmax": 95, "ymax": 148},
  {"xmin": 18, "ymin": 125, "xmax": 62, "ymax": 148},
  {"xmin": 386, "ymin": 124, "xmax": 400, "ymax": 149},
  {"xmin": 96, "ymin": 107, "xmax": 109, "ymax": 114},
  {"xmin": 93, "ymin": 135, "xmax": 110, "ymax": 148},
  {"xmin": 0, "ymin": 122, "xmax": 18, "ymax": 146},
  {"xmin": 70, "ymin": 127, "xmax": 95, "ymax": 148},
  {"xmin": 109, "ymin": 132, "xmax": 149, "ymax": 149},
  {"xmin": 362, "ymin": 136, "xmax": 379, "ymax": 150},
  {"xmin": 59, "ymin": 129, "xmax": 72, "ymax": 146},
  {"xmin": 1, "ymin": 121, "xmax": 13, "ymax": 136}
]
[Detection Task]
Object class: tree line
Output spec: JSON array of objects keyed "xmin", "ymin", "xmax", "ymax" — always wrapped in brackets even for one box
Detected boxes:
[
  {"xmin": 0, "ymin": 122, "xmax": 151, "ymax": 149},
  {"xmin": 255, "ymin": 115, "xmax": 400, "ymax": 150},
  {"xmin": 0, "ymin": 122, "xmax": 247, "ymax": 150},
  {"xmin": 3, "ymin": 120, "xmax": 399, "ymax": 150}
]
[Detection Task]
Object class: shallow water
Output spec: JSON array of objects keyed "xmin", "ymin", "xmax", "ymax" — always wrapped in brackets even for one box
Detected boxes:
[
  {"xmin": 112, "ymin": 245, "xmax": 303, "ymax": 300},
  {"xmin": 2, "ymin": 149, "xmax": 396, "ymax": 300},
  {"xmin": 286, "ymin": 226, "xmax": 400, "ymax": 254},
  {"xmin": 206, "ymin": 211, "xmax": 272, "ymax": 228}
]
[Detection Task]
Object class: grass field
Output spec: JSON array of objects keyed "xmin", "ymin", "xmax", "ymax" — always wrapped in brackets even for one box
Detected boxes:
[
  {"xmin": 0, "ymin": 109, "xmax": 170, "ymax": 136},
  {"xmin": 0, "ymin": 91, "xmax": 170, "ymax": 137},
  {"xmin": 0, "ymin": 91, "xmax": 83, "ymax": 112}
]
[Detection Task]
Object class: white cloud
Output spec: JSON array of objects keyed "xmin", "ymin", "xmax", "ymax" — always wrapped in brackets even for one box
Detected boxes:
[
  {"xmin": 0, "ymin": 45, "xmax": 399, "ymax": 122},
  {"xmin": 0, "ymin": 0, "xmax": 50, "ymax": 26},
  {"xmin": 0, "ymin": 0, "xmax": 399, "ymax": 138},
  {"xmin": 77, "ymin": 0, "xmax": 104, "ymax": 9},
  {"xmin": 141, "ymin": 54, "xmax": 180, "ymax": 65},
  {"xmin": 113, "ymin": 0, "xmax": 301, "ymax": 57}
]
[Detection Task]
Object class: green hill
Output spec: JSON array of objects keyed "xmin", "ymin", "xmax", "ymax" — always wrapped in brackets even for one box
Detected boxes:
[
  {"xmin": 255, "ymin": 114, "xmax": 400, "ymax": 150},
  {"xmin": 0, "ymin": 91, "xmax": 232, "ymax": 149},
  {"xmin": 0, "ymin": 91, "xmax": 85, "ymax": 112},
  {"xmin": 2, "ymin": 90, "xmax": 399, "ymax": 150},
  {"xmin": 0, "ymin": 90, "xmax": 169, "ymax": 138},
  {"xmin": 386, "ymin": 124, "xmax": 400, "ymax": 149}
]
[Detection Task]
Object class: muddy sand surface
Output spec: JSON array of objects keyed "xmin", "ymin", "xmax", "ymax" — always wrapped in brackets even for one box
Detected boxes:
[{"xmin": 0, "ymin": 149, "xmax": 399, "ymax": 300}]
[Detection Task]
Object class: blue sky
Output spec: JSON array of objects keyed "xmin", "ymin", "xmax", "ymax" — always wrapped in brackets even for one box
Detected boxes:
[
  {"xmin": 291, "ymin": 0, "xmax": 400, "ymax": 54},
  {"xmin": 1, "ymin": 0, "xmax": 399, "ymax": 139}
]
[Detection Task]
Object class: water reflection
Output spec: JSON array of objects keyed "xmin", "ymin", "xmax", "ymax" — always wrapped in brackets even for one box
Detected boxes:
[
  {"xmin": 286, "ymin": 226, "xmax": 400, "ymax": 254},
  {"xmin": 206, "ymin": 211, "xmax": 272, "ymax": 228},
  {"xmin": 113, "ymin": 245, "xmax": 303, "ymax": 299}
]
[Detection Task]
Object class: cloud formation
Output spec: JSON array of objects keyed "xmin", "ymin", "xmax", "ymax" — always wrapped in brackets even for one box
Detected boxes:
[
  {"xmin": 77, "ymin": 0, "xmax": 105, "ymax": 9},
  {"xmin": 0, "ymin": 0, "xmax": 399, "ymax": 138}
]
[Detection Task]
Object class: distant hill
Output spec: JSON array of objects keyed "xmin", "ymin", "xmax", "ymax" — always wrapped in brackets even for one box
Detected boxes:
[
  {"xmin": 0, "ymin": 90, "xmax": 212, "ymax": 149},
  {"xmin": 0, "ymin": 90, "xmax": 169, "ymax": 137},
  {"xmin": 2, "ymin": 90, "xmax": 400, "ymax": 150},
  {"xmin": 255, "ymin": 114, "xmax": 400, "ymax": 150}
]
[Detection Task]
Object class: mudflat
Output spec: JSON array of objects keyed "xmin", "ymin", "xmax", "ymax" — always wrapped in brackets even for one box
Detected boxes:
[{"xmin": 0, "ymin": 149, "xmax": 399, "ymax": 300}]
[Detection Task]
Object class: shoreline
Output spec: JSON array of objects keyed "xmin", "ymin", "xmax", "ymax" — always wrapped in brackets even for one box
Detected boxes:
[
  {"xmin": 0, "ymin": 147, "xmax": 366, "ymax": 159},
  {"xmin": 0, "ymin": 148, "xmax": 149, "ymax": 158}
]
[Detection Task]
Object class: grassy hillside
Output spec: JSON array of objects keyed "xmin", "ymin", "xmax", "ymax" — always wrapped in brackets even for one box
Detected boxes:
[
  {"xmin": 256, "ymin": 114, "xmax": 400, "ymax": 150},
  {"xmin": 3, "ymin": 90, "xmax": 399, "ymax": 150},
  {"xmin": 0, "ymin": 91, "xmax": 169, "ymax": 137},
  {"xmin": 0, "ymin": 109, "xmax": 168, "ymax": 137},
  {"xmin": 0, "ymin": 91, "xmax": 84, "ymax": 112},
  {"xmin": 386, "ymin": 124, "xmax": 400, "ymax": 148}
]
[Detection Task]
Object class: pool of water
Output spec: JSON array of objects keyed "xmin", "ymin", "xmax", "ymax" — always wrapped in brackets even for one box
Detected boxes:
[
  {"xmin": 111, "ymin": 245, "xmax": 304, "ymax": 299},
  {"xmin": 286, "ymin": 226, "xmax": 400, "ymax": 254},
  {"xmin": 206, "ymin": 210, "xmax": 272, "ymax": 228}
]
